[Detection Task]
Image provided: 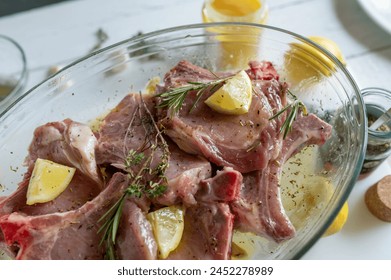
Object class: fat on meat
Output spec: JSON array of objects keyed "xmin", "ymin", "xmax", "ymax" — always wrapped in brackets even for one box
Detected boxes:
[{"xmin": 26, "ymin": 119, "xmax": 102, "ymax": 187}]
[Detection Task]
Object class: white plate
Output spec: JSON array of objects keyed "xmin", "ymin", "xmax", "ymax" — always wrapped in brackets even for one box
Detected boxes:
[{"xmin": 358, "ymin": 0, "xmax": 391, "ymax": 34}]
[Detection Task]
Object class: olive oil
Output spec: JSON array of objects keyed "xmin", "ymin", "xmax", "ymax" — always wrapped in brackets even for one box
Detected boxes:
[
  {"xmin": 0, "ymin": 84, "xmax": 14, "ymax": 101},
  {"xmin": 202, "ymin": 0, "xmax": 268, "ymax": 69}
]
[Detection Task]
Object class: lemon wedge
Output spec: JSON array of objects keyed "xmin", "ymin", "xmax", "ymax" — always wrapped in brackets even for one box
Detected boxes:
[
  {"xmin": 231, "ymin": 230, "xmax": 258, "ymax": 260},
  {"xmin": 145, "ymin": 77, "xmax": 161, "ymax": 95},
  {"xmin": 26, "ymin": 158, "xmax": 76, "ymax": 205},
  {"xmin": 285, "ymin": 36, "xmax": 345, "ymax": 81},
  {"xmin": 205, "ymin": 70, "xmax": 252, "ymax": 115},
  {"xmin": 146, "ymin": 205, "xmax": 184, "ymax": 259},
  {"xmin": 324, "ymin": 201, "xmax": 349, "ymax": 237}
]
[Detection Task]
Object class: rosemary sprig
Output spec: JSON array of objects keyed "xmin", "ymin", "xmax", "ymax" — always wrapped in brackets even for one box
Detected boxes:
[
  {"xmin": 156, "ymin": 76, "xmax": 232, "ymax": 115},
  {"xmin": 269, "ymin": 90, "xmax": 308, "ymax": 139},
  {"xmin": 98, "ymin": 93, "xmax": 169, "ymax": 259}
]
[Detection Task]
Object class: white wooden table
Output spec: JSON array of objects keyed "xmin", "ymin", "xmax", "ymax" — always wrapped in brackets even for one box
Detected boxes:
[{"xmin": 0, "ymin": 0, "xmax": 391, "ymax": 259}]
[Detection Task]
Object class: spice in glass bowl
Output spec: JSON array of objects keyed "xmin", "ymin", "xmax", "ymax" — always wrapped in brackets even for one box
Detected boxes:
[
  {"xmin": 360, "ymin": 88, "xmax": 391, "ymax": 175},
  {"xmin": 367, "ymin": 114, "xmax": 391, "ymax": 155}
]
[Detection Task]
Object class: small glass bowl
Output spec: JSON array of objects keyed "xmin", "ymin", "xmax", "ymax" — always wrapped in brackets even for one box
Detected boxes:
[
  {"xmin": 360, "ymin": 88, "xmax": 391, "ymax": 175},
  {"xmin": 0, "ymin": 35, "xmax": 28, "ymax": 112}
]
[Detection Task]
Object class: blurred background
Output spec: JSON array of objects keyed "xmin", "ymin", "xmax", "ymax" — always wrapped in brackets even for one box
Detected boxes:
[{"xmin": 0, "ymin": 0, "xmax": 68, "ymax": 16}]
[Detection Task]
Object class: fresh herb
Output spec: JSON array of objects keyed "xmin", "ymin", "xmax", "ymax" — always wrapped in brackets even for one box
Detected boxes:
[
  {"xmin": 269, "ymin": 90, "xmax": 308, "ymax": 139},
  {"xmin": 98, "ymin": 93, "xmax": 169, "ymax": 259},
  {"xmin": 124, "ymin": 150, "xmax": 145, "ymax": 168},
  {"xmin": 145, "ymin": 181, "xmax": 167, "ymax": 198},
  {"xmin": 156, "ymin": 76, "xmax": 232, "ymax": 115}
]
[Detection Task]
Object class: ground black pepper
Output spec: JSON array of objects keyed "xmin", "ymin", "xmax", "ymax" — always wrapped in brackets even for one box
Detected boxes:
[{"xmin": 361, "ymin": 113, "xmax": 391, "ymax": 174}]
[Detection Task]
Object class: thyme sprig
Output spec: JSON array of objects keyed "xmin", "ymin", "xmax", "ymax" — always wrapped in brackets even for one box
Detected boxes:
[
  {"xmin": 98, "ymin": 93, "xmax": 170, "ymax": 259},
  {"xmin": 156, "ymin": 76, "xmax": 233, "ymax": 115},
  {"xmin": 269, "ymin": 90, "xmax": 308, "ymax": 139},
  {"xmin": 124, "ymin": 150, "xmax": 145, "ymax": 168}
]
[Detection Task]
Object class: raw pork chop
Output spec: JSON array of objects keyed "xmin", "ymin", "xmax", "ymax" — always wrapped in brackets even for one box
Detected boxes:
[
  {"xmin": 167, "ymin": 202, "xmax": 234, "ymax": 260},
  {"xmin": 167, "ymin": 168, "xmax": 241, "ymax": 260},
  {"xmin": 231, "ymin": 113, "xmax": 332, "ymax": 242},
  {"xmin": 0, "ymin": 171, "xmax": 100, "ymax": 217},
  {"xmin": 95, "ymin": 93, "xmax": 212, "ymax": 206},
  {"xmin": 0, "ymin": 173, "xmax": 135, "ymax": 260},
  {"xmin": 158, "ymin": 60, "xmax": 287, "ymax": 173},
  {"xmin": 0, "ymin": 119, "xmax": 102, "ymax": 217}
]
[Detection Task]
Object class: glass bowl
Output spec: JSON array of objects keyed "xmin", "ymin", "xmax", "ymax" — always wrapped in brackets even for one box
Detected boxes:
[
  {"xmin": 0, "ymin": 35, "xmax": 27, "ymax": 112},
  {"xmin": 0, "ymin": 23, "xmax": 366, "ymax": 259}
]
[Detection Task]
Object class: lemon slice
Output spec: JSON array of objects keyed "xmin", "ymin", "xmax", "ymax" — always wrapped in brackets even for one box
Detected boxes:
[
  {"xmin": 146, "ymin": 205, "xmax": 184, "ymax": 259},
  {"xmin": 26, "ymin": 158, "xmax": 76, "ymax": 205},
  {"xmin": 145, "ymin": 76, "xmax": 161, "ymax": 95},
  {"xmin": 205, "ymin": 70, "xmax": 252, "ymax": 115},
  {"xmin": 324, "ymin": 202, "xmax": 349, "ymax": 237},
  {"xmin": 285, "ymin": 36, "xmax": 345, "ymax": 81}
]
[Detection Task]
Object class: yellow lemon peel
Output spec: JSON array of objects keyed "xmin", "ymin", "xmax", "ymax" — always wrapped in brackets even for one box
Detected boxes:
[
  {"xmin": 285, "ymin": 36, "xmax": 346, "ymax": 81},
  {"xmin": 205, "ymin": 70, "xmax": 252, "ymax": 115},
  {"xmin": 324, "ymin": 201, "xmax": 349, "ymax": 237},
  {"xmin": 147, "ymin": 205, "xmax": 184, "ymax": 259},
  {"xmin": 26, "ymin": 158, "xmax": 75, "ymax": 205}
]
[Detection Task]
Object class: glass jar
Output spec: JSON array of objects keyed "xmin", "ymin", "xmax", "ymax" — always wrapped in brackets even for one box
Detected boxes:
[
  {"xmin": 360, "ymin": 88, "xmax": 391, "ymax": 175},
  {"xmin": 201, "ymin": 0, "xmax": 268, "ymax": 69},
  {"xmin": 202, "ymin": 0, "xmax": 268, "ymax": 24}
]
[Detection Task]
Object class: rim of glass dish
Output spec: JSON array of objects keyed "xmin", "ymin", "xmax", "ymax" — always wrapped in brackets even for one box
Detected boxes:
[
  {"xmin": 0, "ymin": 34, "xmax": 28, "ymax": 106},
  {"xmin": 0, "ymin": 22, "xmax": 367, "ymax": 259}
]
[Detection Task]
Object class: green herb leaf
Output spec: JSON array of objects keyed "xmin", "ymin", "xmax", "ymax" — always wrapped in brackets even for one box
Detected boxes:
[
  {"xmin": 269, "ymin": 90, "xmax": 308, "ymax": 139},
  {"xmin": 124, "ymin": 150, "xmax": 145, "ymax": 168},
  {"xmin": 156, "ymin": 76, "xmax": 232, "ymax": 115},
  {"xmin": 98, "ymin": 94, "xmax": 170, "ymax": 259}
]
